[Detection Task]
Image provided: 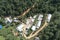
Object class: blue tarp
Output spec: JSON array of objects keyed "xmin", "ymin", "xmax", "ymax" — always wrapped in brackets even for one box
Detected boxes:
[{"xmin": 0, "ymin": 25, "xmax": 2, "ymax": 29}]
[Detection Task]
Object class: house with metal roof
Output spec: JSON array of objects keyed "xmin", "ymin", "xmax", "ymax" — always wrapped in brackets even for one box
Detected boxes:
[
  {"xmin": 46, "ymin": 14, "xmax": 52, "ymax": 22},
  {"xmin": 16, "ymin": 23, "xmax": 24, "ymax": 32}
]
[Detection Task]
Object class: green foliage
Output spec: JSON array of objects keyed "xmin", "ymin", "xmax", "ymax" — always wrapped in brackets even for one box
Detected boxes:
[{"xmin": 0, "ymin": 36, "xmax": 5, "ymax": 40}]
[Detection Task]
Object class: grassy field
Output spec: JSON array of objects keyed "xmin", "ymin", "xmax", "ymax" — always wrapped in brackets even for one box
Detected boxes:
[{"xmin": 0, "ymin": 36, "xmax": 5, "ymax": 40}]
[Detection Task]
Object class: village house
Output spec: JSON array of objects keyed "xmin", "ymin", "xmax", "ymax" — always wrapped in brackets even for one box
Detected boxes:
[
  {"xmin": 46, "ymin": 14, "xmax": 52, "ymax": 22},
  {"xmin": 16, "ymin": 23, "xmax": 25, "ymax": 32},
  {"xmin": 5, "ymin": 16, "xmax": 12, "ymax": 23},
  {"xmin": 13, "ymin": 17, "xmax": 19, "ymax": 22},
  {"xmin": 31, "ymin": 25, "xmax": 36, "ymax": 31},
  {"xmin": 36, "ymin": 14, "xmax": 43, "ymax": 28}
]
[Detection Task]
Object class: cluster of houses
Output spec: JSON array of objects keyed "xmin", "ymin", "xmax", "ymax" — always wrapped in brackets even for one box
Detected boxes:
[
  {"xmin": 16, "ymin": 14, "xmax": 52, "ymax": 35},
  {"xmin": 4, "ymin": 16, "xmax": 20, "ymax": 24},
  {"xmin": 0, "ymin": 14, "xmax": 52, "ymax": 40},
  {"xmin": 16, "ymin": 15, "xmax": 38, "ymax": 34},
  {"xmin": 3, "ymin": 14, "xmax": 52, "ymax": 35}
]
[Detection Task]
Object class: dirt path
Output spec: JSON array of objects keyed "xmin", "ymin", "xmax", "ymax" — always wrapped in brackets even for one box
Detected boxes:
[
  {"xmin": 22, "ymin": 21, "xmax": 48, "ymax": 39},
  {"xmin": 17, "ymin": 3, "xmax": 36, "ymax": 18}
]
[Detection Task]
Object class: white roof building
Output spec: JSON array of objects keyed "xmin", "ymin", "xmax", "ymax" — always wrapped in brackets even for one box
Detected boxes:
[
  {"xmin": 33, "ymin": 15, "xmax": 37, "ymax": 19},
  {"xmin": 47, "ymin": 14, "xmax": 52, "ymax": 22},
  {"xmin": 38, "ymin": 14, "xmax": 43, "ymax": 21},
  {"xmin": 36, "ymin": 20, "xmax": 42, "ymax": 28},
  {"xmin": 14, "ymin": 17, "xmax": 17, "ymax": 20},
  {"xmin": 5, "ymin": 17, "xmax": 12, "ymax": 23},
  {"xmin": 16, "ymin": 23, "xmax": 24, "ymax": 32},
  {"xmin": 31, "ymin": 18, "xmax": 35, "ymax": 22},
  {"xmin": 31, "ymin": 26, "xmax": 36, "ymax": 31},
  {"xmin": 26, "ymin": 16, "xmax": 34, "ymax": 24}
]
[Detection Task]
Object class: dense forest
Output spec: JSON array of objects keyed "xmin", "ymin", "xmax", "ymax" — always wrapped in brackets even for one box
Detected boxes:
[{"xmin": 0, "ymin": 0, "xmax": 60, "ymax": 40}]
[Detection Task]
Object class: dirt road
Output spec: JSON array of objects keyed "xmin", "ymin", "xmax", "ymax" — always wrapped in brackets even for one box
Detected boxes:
[
  {"xmin": 17, "ymin": 3, "xmax": 36, "ymax": 18},
  {"xmin": 22, "ymin": 21, "xmax": 48, "ymax": 39}
]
